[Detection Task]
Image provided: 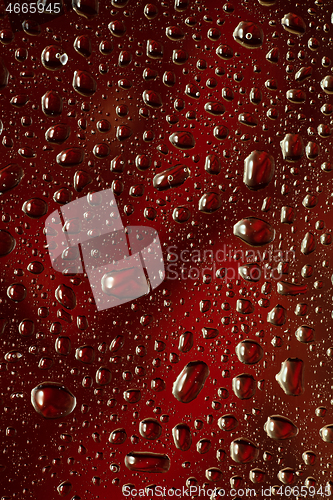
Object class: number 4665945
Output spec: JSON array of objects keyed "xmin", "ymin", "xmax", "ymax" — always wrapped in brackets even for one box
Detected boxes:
[{"xmin": 6, "ymin": 3, "xmax": 61, "ymax": 14}]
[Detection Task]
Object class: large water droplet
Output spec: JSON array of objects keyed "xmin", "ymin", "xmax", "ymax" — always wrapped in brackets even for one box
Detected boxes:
[
  {"xmin": 233, "ymin": 217, "xmax": 275, "ymax": 246},
  {"xmin": 0, "ymin": 229, "xmax": 15, "ymax": 257},
  {"xmin": 172, "ymin": 423, "xmax": 192, "ymax": 450},
  {"xmin": 22, "ymin": 198, "xmax": 48, "ymax": 218},
  {"xmin": 281, "ymin": 13, "xmax": 306, "ymax": 35},
  {"xmin": 139, "ymin": 418, "xmax": 162, "ymax": 440},
  {"xmin": 295, "ymin": 325, "xmax": 315, "ymax": 343},
  {"xmin": 280, "ymin": 134, "xmax": 304, "ymax": 161},
  {"xmin": 264, "ymin": 415, "xmax": 298, "ymax": 439},
  {"xmin": 236, "ymin": 340, "xmax": 263, "ymax": 364},
  {"xmin": 276, "ymin": 358, "xmax": 304, "ymax": 396},
  {"xmin": 153, "ymin": 164, "xmax": 190, "ymax": 191},
  {"xmin": 233, "ymin": 22, "xmax": 264, "ymax": 48},
  {"xmin": 55, "ymin": 284, "xmax": 77, "ymax": 310},
  {"xmin": 124, "ymin": 452, "xmax": 170, "ymax": 472},
  {"xmin": 31, "ymin": 382, "xmax": 76, "ymax": 418},
  {"xmin": 172, "ymin": 361, "xmax": 209, "ymax": 403},
  {"xmin": 232, "ymin": 374, "xmax": 256, "ymax": 399},
  {"xmin": 243, "ymin": 151, "xmax": 275, "ymax": 190},
  {"xmin": 73, "ymin": 70, "xmax": 97, "ymax": 96},
  {"xmin": 230, "ymin": 438, "xmax": 259, "ymax": 463}
]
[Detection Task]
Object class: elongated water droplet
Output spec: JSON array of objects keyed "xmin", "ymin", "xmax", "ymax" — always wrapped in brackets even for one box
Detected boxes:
[
  {"xmin": 276, "ymin": 358, "xmax": 304, "ymax": 396},
  {"xmin": 233, "ymin": 217, "xmax": 275, "ymax": 246},
  {"xmin": 172, "ymin": 423, "xmax": 192, "ymax": 450},
  {"xmin": 172, "ymin": 361, "xmax": 209, "ymax": 403},
  {"xmin": 124, "ymin": 452, "xmax": 170, "ymax": 472},
  {"xmin": 243, "ymin": 151, "xmax": 275, "ymax": 190}
]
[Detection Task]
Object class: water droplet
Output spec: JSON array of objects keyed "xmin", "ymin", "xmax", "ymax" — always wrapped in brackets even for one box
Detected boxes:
[
  {"xmin": 153, "ymin": 164, "xmax": 190, "ymax": 191},
  {"xmin": 301, "ymin": 232, "xmax": 316, "ymax": 255},
  {"xmin": 295, "ymin": 325, "xmax": 315, "ymax": 343},
  {"xmin": 72, "ymin": 0, "xmax": 99, "ymax": 18},
  {"xmin": 233, "ymin": 217, "xmax": 275, "ymax": 246},
  {"xmin": 73, "ymin": 70, "xmax": 97, "ymax": 96},
  {"xmin": 232, "ymin": 374, "xmax": 256, "ymax": 399},
  {"xmin": 41, "ymin": 45, "xmax": 68, "ymax": 70},
  {"xmin": 238, "ymin": 263, "xmax": 261, "ymax": 282},
  {"xmin": 139, "ymin": 418, "xmax": 162, "ymax": 440},
  {"xmin": 302, "ymin": 451, "xmax": 316, "ymax": 465},
  {"xmin": 233, "ymin": 22, "xmax": 264, "ymax": 48},
  {"xmin": 0, "ymin": 163, "xmax": 23, "ymax": 194},
  {"xmin": 205, "ymin": 468, "xmax": 223, "ymax": 482},
  {"xmin": 172, "ymin": 423, "xmax": 192, "ymax": 450},
  {"xmin": 178, "ymin": 331, "xmax": 193, "ymax": 353},
  {"xmin": 123, "ymin": 389, "xmax": 141, "ymax": 403},
  {"xmin": 250, "ymin": 469, "xmax": 266, "ymax": 483},
  {"xmin": 243, "ymin": 151, "xmax": 275, "ymax": 190},
  {"xmin": 280, "ymin": 134, "xmax": 304, "ymax": 161},
  {"xmin": 124, "ymin": 452, "xmax": 170, "ymax": 472},
  {"xmin": 204, "ymin": 101, "xmax": 225, "ymax": 115},
  {"xmin": 45, "ymin": 124, "xmax": 71, "ymax": 144},
  {"xmin": 267, "ymin": 304, "xmax": 287, "ymax": 326},
  {"xmin": 55, "ymin": 284, "xmax": 76, "ymax": 310},
  {"xmin": 101, "ymin": 267, "xmax": 149, "ymax": 299},
  {"xmin": 278, "ymin": 468, "xmax": 295, "ymax": 485},
  {"xmin": 276, "ymin": 358, "xmax": 304, "ymax": 396},
  {"xmin": 218, "ymin": 414, "xmax": 238, "ymax": 431},
  {"xmin": 216, "ymin": 44, "xmax": 233, "ymax": 59},
  {"xmin": 321, "ymin": 76, "xmax": 333, "ymax": 94},
  {"xmin": 142, "ymin": 90, "xmax": 162, "ymax": 108},
  {"xmin": 277, "ymin": 281, "xmax": 307, "ymax": 296},
  {"xmin": 236, "ymin": 340, "xmax": 263, "ymax": 364},
  {"xmin": 199, "ymin": 192, "xmax": 222, "ymax": 213},
  {"xmin": 0, "ymin": 229, "xmax": 15, "ymax": 257},
  {"xmin": 197, "ymin": 438, "xmax": 211, "ymax": 454},
  {"xmin": 75, "ymin": 345, "xmax": 95, "ymax": 364},
  {"xmin": 166, "ymin": 25, "xmax": 184, "ymax": 40},
  {"xmin": 7, "ymin": 283, "xmax": 27, "ymax": 302},
  {"xmin": 41, "ymin": 90, "xmax": 63, "ymax": 116},
  {"xmin": 286, "ymin": 89, "xmax": 306, "ymax": 103},
  {"xmin": 56, "ymin": 147, "xmax": 85, "ymax": 167},
  {"xmin": 31, "ymin": 382, "xmax": 76, "ymax": 418},
  {"xmin": 169, "ymin": 131, "xmax": 195, "ymax": 150},
  {"xmin": 281, "ymin": 13, "xmax": 306, "ymax": 35},
  {"xmin": 146, "ymin": 39, "xmax": 163, "ymax": 58},
  {"xmin": 172, "ymin": 361, "xmax": 209, "ymax": 403},
  {"xmin": 57, "ymin": 481, "xmax": 72, "ymax": 497},
  {"xmin": 96, "ymin": 367, "xmax": 112, "ymax": 385},
  {"xmin": 74, "ymin": 35, "xmax": 92, "ymax": 57},
  {"xmin": 230, "ymin": 438, "xmax": 259, "ymax": 463},
  {"xmin": 172, "ymin": 207, "xmax": 190, "ymax": 223},
  {"xmin": 0, "ymin": 58, "xmax": 9, "ymax": 89},
  {"xmin": 264, "ymin": 415, "xmax": 298, "ymax": 439}
]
